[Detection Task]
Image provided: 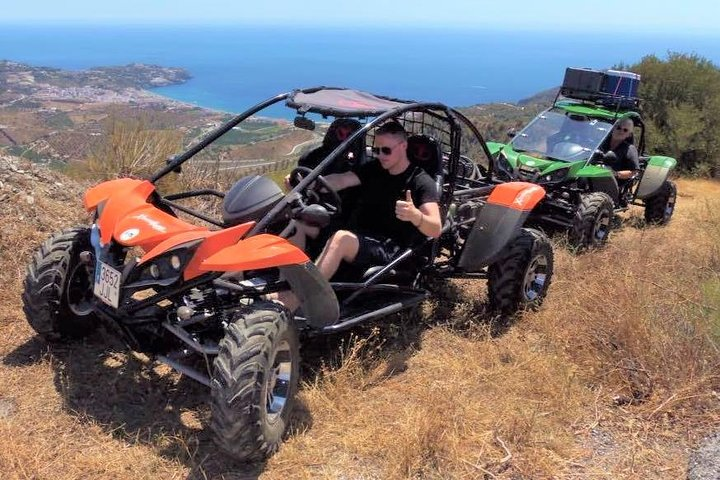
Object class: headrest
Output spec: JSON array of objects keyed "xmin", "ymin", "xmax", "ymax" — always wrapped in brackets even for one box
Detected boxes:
[
  {"xmin": 299, "ymin": 118, "xmax": 364, "ymax": 173},
  {"xmin": 324, "ymin": 118, "xmax": 362, "ymax": 148},
  {"xmin": 407, "ymin": 134, "xmax": 442, "ymax": 177}
]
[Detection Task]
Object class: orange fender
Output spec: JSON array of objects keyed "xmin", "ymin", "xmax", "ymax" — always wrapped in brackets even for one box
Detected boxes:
[
  {"xmin": 487, "ymin": 182, "xmax": 546, "ymax": 211},
  {"xmin": 199, "ymin": 234, "xmax": 309, "ymax": 274},
  {"xmin": 85, "ymin": 178, "xmax": 207, "ymax": 249},
  {"xmin": 85, "ymin": 178, "xmax": 154, "ymax": 211}
]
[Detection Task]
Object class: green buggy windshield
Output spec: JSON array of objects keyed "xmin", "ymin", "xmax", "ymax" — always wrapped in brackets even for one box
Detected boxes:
[{"xmin": 510, "ymin": 108, "xmax": 614, "ymax": 162}]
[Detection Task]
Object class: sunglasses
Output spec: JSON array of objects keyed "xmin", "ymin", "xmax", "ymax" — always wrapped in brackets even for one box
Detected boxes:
[
  {"xmin": 615, "ymin": 126, "xmax": 631, "ymax": 133},
  {"xmin": 371, "ymin": 140, "xmax": 404, "ymax": 156}
]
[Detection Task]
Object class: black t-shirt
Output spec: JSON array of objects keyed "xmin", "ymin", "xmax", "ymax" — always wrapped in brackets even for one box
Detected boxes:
[
  {"xmin": 601, "ymin": 138, "xmax": 640, "ymax": 171},
  {"xmin": 299, "ymin": 146, "xmax": 363, "ymax": 223},
  {"xmin": 349, "ymin": 160, "xmax": 439, "ymax": 247}
]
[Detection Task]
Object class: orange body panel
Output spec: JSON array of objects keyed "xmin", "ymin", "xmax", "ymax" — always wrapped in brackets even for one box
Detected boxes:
[
  {"xmin": 84, "ymin": 179, "xmax": 304, "ymax": 279},
  {"xmin": 112, "ymin": 204, "xmax": 205, "ymax": 251},
  {"xmin": 84, "ymin": 178, "xmax": 204, "ymax": 249},
  {"xmin": 84, "ymin": 178, "xmax": 151, "ymax": 211},
  {"xmin": 200, "ymin": 234, "xmax": 309, "ymax": 274},
  {"xmin": 487, "ymin": 182, "xmax": 546, "ymax": 211},
  {"xmin": 181, "ymin": 222, "xmax": 256, "ymax": 280}
]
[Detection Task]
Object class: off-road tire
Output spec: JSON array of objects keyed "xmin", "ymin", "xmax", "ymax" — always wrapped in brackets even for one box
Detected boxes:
[
  {"xmin": 568, "ymin": 192, "xmax": 614, "ymax": 250},
  {"xmin": 22, "ymin": 227, "xmax": 99, "ymax": 342},
  {"xmin": 211, "ymin": 302, "xmax": 300, "ymax": 462},
  {"xmin": 488, "ymin": 228, "xmax": 554, "ymax": 314},
  {"xmin": 644, "ymin": 180, "xmax": 677, "ymax": 225}
]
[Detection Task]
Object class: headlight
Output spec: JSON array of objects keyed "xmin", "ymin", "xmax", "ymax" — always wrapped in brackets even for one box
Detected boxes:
[
  {"xmin": 125, "ymin": 239, "xmax": 202, "ymax": 288},
  {"xmin": 539, "ymin": 168, "xmax": 569, "ymax": 184}
]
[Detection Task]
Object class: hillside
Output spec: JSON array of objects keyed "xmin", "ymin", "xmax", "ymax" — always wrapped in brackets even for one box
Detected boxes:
[{"xmin": 0, "ymin": 154, "xmax": 718, "ymax": 479}]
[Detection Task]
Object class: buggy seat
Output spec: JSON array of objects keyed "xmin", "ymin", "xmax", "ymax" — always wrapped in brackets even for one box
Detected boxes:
[
  {"xmin": 406, "ymin": 134, "xmax": 442, "ymax": 178},
  {"xmin": 353, "ymin": 135, "xmax": 443, "ymax": 285},
  {"xmin": 298, "ymin": 118, "xmax": 364, "ymax": 174}
]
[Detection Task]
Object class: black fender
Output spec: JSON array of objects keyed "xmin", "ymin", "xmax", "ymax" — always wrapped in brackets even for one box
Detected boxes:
[
  {"xmin": 588, "ymin": 176, "xmax": 620, "ymax": 204},
  {"xmin": 457, "ymin": 182, "xmax": 545, "ymax": 272},
  {"xmin": 280, "ymin": 261, "xmax": 339, "ymax": 328}
]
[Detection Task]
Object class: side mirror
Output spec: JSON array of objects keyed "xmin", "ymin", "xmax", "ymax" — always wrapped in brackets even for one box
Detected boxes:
[
  {"xmin": 506, "ymin": 128, "xmax": 517, "ymax": 139},
  {"xmin": 294, "ymin": 115, "xmax": 316, "ymax": 131}
]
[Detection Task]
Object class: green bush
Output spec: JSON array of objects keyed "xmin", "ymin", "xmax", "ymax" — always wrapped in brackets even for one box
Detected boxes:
[{"xmin": 628, "ymin": 53, "xmax": 720, "ymax": 175}]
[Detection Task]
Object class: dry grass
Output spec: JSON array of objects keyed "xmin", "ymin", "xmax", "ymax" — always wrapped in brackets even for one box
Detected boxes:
[{"xmin": 1, "ymin": 171, "xmax": 719, "ymax": 479}]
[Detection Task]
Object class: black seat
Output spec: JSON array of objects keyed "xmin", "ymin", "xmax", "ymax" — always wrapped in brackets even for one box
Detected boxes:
[
  {"xmin": 298, "ymin": 118, "xmax": 364, "ymax": 174},
  {"xmin": 406, "ymin": 134, "xmax": 442, "ymax": 178}
]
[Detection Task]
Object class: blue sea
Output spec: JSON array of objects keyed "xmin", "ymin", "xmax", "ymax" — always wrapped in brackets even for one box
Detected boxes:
[{"xmin": 1, "ymin": 24, "xmax": 719, "ymax": 118}]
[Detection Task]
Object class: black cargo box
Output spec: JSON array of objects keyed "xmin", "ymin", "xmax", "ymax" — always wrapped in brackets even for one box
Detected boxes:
[
  {"xmin": 560, "ymin": 67, "xmax": 640, "ymax": 109},
  {"xmin": 560, "ymin": 67, "xmax": 606, "ymax": 100}
]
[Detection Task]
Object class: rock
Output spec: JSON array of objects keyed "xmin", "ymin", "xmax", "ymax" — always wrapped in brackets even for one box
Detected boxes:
[
  {"xmin": 25, "ymin": 195, "xmax": 35, "ymax": 205},
  {"xmin": 688, "ymin": 432, "xmax": 720, "ymax": 480},
  {"xmin": 0, "ymin": 397, "xmax": 17, "ymax": 419}
]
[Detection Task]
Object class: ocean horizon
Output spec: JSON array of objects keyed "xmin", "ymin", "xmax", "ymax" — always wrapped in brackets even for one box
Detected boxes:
[{"xmin": 2, "ymin": 24, "xmax": 719, "ymax": 118}]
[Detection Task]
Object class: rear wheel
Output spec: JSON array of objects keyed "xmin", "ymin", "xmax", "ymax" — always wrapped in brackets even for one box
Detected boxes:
[
  {"xmin": 211, "ymin": 302, "xmax": 300, "ymax": 462},
  {"xmin": 488, "ymin": 228, "xmax": 554, "ymax": 314},
  {"xmin": 644, "ymin": 180, "xmax": 677, "ymax": 225},
  {"xmin": 22, "ymin": 227, "xmax": 99, "ymax": 342},
  {"xmin": 568, "ymin": 192, "xmax": 614, "ymax": 250}
]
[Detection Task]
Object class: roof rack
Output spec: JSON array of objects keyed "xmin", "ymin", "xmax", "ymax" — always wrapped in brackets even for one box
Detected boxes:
[{"xmin": 556, "ymin": 67, "xmax": 641, "ymax": 111}]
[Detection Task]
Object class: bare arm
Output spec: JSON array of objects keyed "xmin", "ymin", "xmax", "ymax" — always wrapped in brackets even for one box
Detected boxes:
[
  {"xmin": 395, "ymin": 190, "xmax": 442, "ymax": 238},
  {"xmin": 416, "ymin": 202, "xmax": 442, "ymax": 238},
  {"xmin": 323, "ymin": 171, "xmax": 361, "ymax": 191}
]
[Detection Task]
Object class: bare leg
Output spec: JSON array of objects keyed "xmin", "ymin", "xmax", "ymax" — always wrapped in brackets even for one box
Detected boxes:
[
  {"xmin": 270, "ymin": 230, "xmax": 358, "ymax": 314},
  {"xmin": 284, "ymin": 220, "xmax": 319, "ymax": 251},
  {"xmin": 315, "ymin": 230, "xmax": 360, "ymax": 280},
  {"xmin": 268, "ymin": 290, "xmax": 301, "ymax": 312}
]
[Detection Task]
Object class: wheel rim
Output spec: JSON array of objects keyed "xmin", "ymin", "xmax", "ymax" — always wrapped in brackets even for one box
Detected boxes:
[
  {"xmin": 664, "ymin": 191, "xmax": 677, "ymax": 221},
  {"xmin": 266, "ymin": 340, "xmax": 293, "ymax": 422},
  {"xmin": 66, "ymin": 261, "xmax": 95, "ymax": 316},
  {"xmin": 522, "ymin": 254, "xmax": 549, "ymax": 302},
  {"xmin": 593, "ymin": 209, "xmax": 611, "ymax": 244}
]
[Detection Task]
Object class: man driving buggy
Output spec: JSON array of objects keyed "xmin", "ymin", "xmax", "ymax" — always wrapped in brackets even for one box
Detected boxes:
[
  {"xmin": 600, "ymin": 117, "xmax": 640, "ymax": 181},
  {"xmin": 314, "ymin": 120, "xmax": 442, "ymax": 280},
  {"xmin": 274, "ymin": 120, "xmax": 442, "ymax": 310}
]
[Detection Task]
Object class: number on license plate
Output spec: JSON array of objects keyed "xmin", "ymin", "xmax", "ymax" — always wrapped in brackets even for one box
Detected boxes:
[{"xmin": 93, "ymin": 261, "xmax": 121, "ymax": 308}]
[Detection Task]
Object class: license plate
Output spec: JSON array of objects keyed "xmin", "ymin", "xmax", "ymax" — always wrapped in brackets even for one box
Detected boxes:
[{"xmin": 93, "ymin": 261, "xmax": 121, "ymax": 308}]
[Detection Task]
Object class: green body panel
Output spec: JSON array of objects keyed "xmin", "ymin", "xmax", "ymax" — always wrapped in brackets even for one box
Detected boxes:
[
  {"xmin": 486, "ymin": 141, "xmax": 505, "ymax": 155},
  {"xmin": 636, "ymin": 156, "xmax": 677, "ymax": 199},
  {"xmin": 575, "ymin": 164, "xmax": 614, "ymax": 178},
  {"xmin": 554, "ymin": 101, "xmax": 640, "ymax": 122},
  {"xmin": 499, "ymin": 144, "xmax": 612, "ymax": 179},
  {"xmin": 647, "ymin": 155, "xmax": 677, "ymax": 169}
]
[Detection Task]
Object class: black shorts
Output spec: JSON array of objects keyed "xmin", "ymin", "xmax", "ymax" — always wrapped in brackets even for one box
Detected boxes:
[{"xmin": 352, "ymin": 234, "xmax": 402, "ymax": 270}]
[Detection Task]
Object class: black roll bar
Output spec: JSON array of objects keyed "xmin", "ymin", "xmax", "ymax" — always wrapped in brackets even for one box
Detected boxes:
[{"xmin": 247, "ymin": 101, "xmax": 455, "ymax": 237}]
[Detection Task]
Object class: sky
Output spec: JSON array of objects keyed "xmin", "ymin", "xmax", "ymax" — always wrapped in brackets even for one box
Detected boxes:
[{"xmin": 2, "ymin": 0, "xmax": 719, "ymax": 35}]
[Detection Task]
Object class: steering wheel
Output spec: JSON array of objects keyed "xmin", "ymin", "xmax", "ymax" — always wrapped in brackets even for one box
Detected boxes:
[
  {"xmin": 288, "ymin": 166, "xmax": 342, "ymax": 216},
  {"xmin": 458, "ymin": 154, "xmax": 488, "ymax": 179},
  {"xmin": 550, "ymin": 141, "xmax": 588, "ymax": 161}
]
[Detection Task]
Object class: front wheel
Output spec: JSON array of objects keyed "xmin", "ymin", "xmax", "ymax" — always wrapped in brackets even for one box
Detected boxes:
[
  {"xmin": 211, "ymin": 302, "xmax": 300, "ymax": 462},
  {"xmin": 568, "ymin": 192, "xmax": 614, "ymax": 250},
  {"xmin": 644, "ymin": 180, "xmax": 677, "ymax": 225},
  {"xmin": 488, "ymin": 228, "xmax": 554, "ymax": 314},
  {"xmin": 22, "ymin": 227, "xmax": 99, "ymax": 342}
]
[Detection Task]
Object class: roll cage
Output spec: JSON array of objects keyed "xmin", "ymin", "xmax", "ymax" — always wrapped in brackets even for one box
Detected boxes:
[
  {"xmin": 506, "ymin": 90, "xmax": 648, "ymax": 170},
  {"xmin": 150, "ymin": 86, "xmax": 496, "ymax": 240}
]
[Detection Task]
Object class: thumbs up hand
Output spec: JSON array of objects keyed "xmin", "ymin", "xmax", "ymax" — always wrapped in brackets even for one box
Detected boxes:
[{"xmin": 395, "ymin": 190, "xmax": 422, "ymax": 226}]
